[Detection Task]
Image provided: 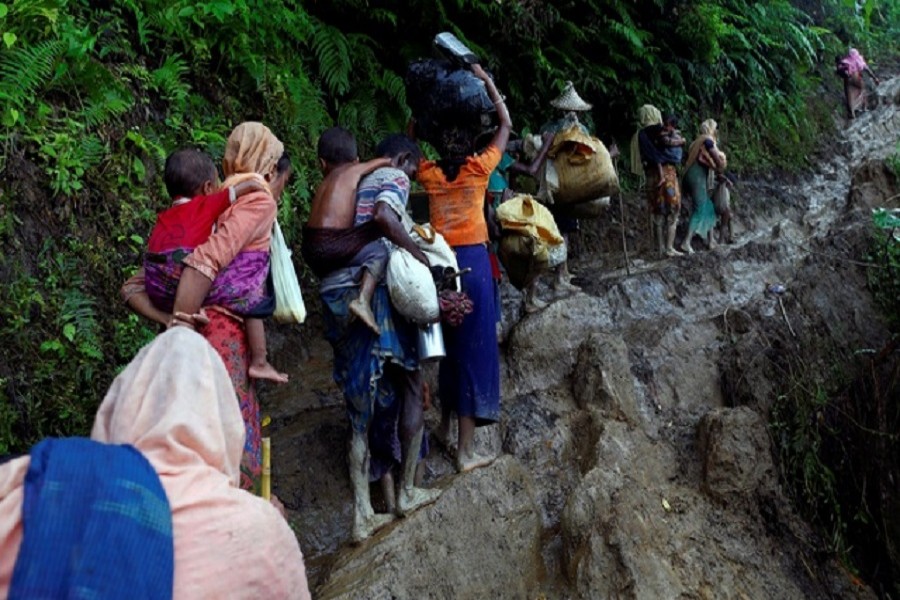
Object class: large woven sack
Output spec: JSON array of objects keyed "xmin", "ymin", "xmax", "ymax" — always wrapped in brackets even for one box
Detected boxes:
[
  {"xmin": 548, "ymin": 125, "xmax": 619, "ymax": 205},
  {"xmin": 387, "ymin": 248, "xmax": 440, "ymax": 324},
  {"xmin": 270, "ymin": 219, "xmax": 306, "ymax": 324}
]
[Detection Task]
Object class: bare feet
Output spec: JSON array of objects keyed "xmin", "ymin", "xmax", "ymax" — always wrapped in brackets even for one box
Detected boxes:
[
  {"xmin": 349, "ymin": 297, "xmax": 380, "ymax": 335},
  {"xmin": 456, "ymin": 451, "xmax": 496, "ymax": 473},
  {"xmin": 351, "ymin": 512, "xmax": 395, "ymax": 543},
  {"xmin": 680, "ymin": 241, "xmax": 694, "ymax": 255},
  {"xmin": 249, "ymin": 361, "xmax": 289, "ymax": 383},
  {"xmin": 396, "ymin": 486, "xmax": 442, "ymax": 517},
  {"xmin": 665, "ymin": 248, "xmax": 684, "ymax": 257}
]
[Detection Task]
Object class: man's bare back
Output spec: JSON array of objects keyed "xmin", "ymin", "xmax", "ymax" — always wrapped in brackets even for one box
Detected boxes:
[{"xmin": 307, "ymin": 157, "xmax": 392, "ymax": 228}]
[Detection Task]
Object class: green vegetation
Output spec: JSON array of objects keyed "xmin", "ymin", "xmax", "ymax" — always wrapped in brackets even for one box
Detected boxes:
[
  {"xmin": 0, "ymin": 0, "xmax": 897, "ymax": 457},
  {"xmin": 771, "ymin": 336, "xmax": 900, "ymax": 592},
  {"xmin": 868, "ymin": 208, "xmax": 900, "ymax": 327}
]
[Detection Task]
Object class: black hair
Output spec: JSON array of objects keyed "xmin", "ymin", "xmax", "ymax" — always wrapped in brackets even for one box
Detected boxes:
[
  {"xmin": 375, "ymin": 134, "xmax": 422, "ymax": 163},
  {"xmin": 317, "ymin": 126, "xmax": 358, "ymax": 164},
  {"xmin": 435, "ymin": 126, "xmax": 476, "ymax": 182},
  {"xmin": 275, "ymin": 151, "xmax": 291, "ymax": 175},
  {"xmin": 663, "ymin": 114, "xmax": 679, "ymax": 127},
  {"xmin": 164, "ymin": 149, "xmax": 217, "ymax": 198}
]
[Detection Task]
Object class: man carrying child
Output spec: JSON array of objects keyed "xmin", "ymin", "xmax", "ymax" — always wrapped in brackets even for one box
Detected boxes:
[{"xmin": 304, "ymin": 128, "xmax": 440, "ymax": 542}]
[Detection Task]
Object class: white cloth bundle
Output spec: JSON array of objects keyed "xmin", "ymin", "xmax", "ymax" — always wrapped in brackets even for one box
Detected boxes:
[{"xmin": 387, "ymin": 248, "xmax": 440, "ymax": 324}]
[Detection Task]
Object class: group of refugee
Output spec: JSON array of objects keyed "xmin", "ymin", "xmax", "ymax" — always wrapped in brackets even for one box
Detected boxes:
[{"xmin": 0, "ymin": 43, "xmax": 879, "ymax": 597}]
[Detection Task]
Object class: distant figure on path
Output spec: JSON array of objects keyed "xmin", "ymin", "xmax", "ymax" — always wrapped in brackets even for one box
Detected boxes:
[
  {"xmin": 680, "ymin": 119, "xmax": 727, "ymax": 254},
  {"xmin": 835, "ymin": 48, "xmax": 880, "ymax": 119}
]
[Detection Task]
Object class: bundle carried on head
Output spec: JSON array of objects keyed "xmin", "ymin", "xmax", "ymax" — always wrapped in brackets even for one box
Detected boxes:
[{"xmin": 406, "ymin": 58, "xmax": 496, "ymax": 149}]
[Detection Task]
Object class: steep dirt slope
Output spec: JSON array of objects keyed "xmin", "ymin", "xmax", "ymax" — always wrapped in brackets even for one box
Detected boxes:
[{"xmin": 265, "ymin": 76, "xmax": 899, "ymax": 598}]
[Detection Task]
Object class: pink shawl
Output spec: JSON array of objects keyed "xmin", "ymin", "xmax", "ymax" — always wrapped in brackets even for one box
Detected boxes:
[
  {"xmin": 0, "ymin": 328, "xmax": 311, "ymax": 599},
  {"xmin": 844, "ymin": 48, "xmax": 868, "ymax": 75}
]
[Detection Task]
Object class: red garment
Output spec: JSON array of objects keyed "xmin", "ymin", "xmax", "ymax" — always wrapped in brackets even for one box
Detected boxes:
[
  {"xmin": 147, "ymin": 190, "xmax": 232, "ymax": 253},
  {"xmin": 201, "ymin": 309, "xmax": 260, "ymax": 492}
]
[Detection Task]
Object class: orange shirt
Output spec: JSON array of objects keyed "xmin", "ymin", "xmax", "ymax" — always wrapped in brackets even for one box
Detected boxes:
[{"xmin": 417, "ymin": 145, "xmax": 501, "ymax": 246}]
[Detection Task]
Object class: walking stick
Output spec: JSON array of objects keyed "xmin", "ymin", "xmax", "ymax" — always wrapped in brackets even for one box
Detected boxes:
[{"xmin": 614, "ymin": 163, "xmax": 631, "ymax": 276}]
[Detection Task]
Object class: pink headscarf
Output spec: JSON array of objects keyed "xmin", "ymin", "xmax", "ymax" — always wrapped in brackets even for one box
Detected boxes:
[
  {"xmin": 844, "ymin": 48, "xmax": 868, "ymax": 75},
  {"xmin": 0, "ymin": 328, "xmax": 311, "ymax": 599}
]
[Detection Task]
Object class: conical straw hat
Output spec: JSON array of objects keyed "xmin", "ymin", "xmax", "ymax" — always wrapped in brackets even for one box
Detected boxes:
[{"xmin": 550, "ymin": 81, "xmax": 592, "ymax": 112}]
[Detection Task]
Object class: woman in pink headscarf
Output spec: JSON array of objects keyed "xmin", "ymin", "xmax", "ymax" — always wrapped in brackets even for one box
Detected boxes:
[
  {"xmin": 0, "ymin": 327, "xmax": 311, "ymax": 599},
  {"xmin": 835, "ymin": 48, "xmax": 881, "ymax": 119}
]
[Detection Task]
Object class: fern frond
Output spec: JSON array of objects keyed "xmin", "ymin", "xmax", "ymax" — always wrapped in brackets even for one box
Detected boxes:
[
  {"xmin": 0, "ymin": 38, "xmax": 65, "ymax": 109},
  {"xmin": 311, "ymin": 22, "xmax": 351, "ymax": 96},
  {"xmin": 151, "ymin": 54, "xmax": 190, "ymax": 105}
]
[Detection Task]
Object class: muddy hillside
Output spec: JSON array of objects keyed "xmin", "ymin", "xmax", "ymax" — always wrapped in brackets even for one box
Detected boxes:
[{"xmin": 261, "ymin": 76, "xmax": 900, "ymax": 598}]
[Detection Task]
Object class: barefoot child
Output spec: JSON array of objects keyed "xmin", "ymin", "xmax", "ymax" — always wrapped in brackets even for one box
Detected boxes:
[
  {"xmin": 142, "ymin": 148, "xmax": 288, "ymax": 383},
  {"xmin": 301, "ymin": 127, "xmax": 395, "ymax": 334}
]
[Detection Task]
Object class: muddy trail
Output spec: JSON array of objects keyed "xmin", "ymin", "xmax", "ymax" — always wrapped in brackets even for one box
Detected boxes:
[{"xmin": 262, "ymin": 76, "xmax": 900, "ymax": 598}]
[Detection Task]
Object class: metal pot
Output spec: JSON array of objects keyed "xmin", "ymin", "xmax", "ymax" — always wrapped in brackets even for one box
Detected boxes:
[{"xmin": 417, "ymin": 321, "xmax": 446, "ymax": 362}]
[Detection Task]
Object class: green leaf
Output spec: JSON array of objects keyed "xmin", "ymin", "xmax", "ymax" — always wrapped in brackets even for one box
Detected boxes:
[
  {"xmin": 40, "ymin": 339, "xmax": 64, "ymax": 353},
  {"xmin": 129, "ymin": 233, "xmax": 144, "ymax": 245},
  {"xmin": 0, "ymin": 4, "xmax": 8, "ymax": 19},
  {"xmin": 132, "ymin": 157, "xmax": 146, "ymax": 181},
  {"xmin": 62, "ymin": 323, "xmax": 76, "ymax": 342},
  {"xmin": 2, "ymin": 107, "xmax": 17, "ymax": 127},
  {"xmin": 2, "ymin": 32, "xmax": 16, "ymax": 48}
]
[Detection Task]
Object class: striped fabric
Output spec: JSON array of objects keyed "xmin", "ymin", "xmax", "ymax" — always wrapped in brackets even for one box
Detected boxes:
[{"xmin": 353, "ymin": 167, "xmax": 411, "ymax": 227}]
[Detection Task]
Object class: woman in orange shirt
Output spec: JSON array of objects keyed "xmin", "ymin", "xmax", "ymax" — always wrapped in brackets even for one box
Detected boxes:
[{"xmin": 417, "ymin": 63, "xmax": 512, "ymax": 472}]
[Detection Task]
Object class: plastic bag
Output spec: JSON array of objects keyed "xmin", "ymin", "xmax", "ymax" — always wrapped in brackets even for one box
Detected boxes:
[
  {"xmin": 496, "ymin": 195, "xmax": 566, "ymax": 289},
  {"xmin": 497, "ymin": 194, "xmax": 565, "ymax": 250},
  {"xmin": 387, "ymin": 247, "xmax": 440, "ymax": 324},
  {"xmin": 405, "ymin": 58, "xmax": 495, "ymax": 145},
  {"xmin": 270, "ymin": 219, "xmax": 306, "ymax": 324}
]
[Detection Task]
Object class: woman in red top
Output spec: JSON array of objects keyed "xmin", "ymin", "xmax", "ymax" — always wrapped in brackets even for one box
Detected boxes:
[{"xmin": 417, "ymin": 63, "xmax": 512, "ymax": 472}]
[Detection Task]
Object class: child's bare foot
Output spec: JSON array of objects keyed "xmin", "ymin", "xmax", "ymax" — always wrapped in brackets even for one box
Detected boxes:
[
  {"xmin": 249, "ymin": 361, "xmax": 289, "ymax": 383},
  {"xmin": 349, "ymin": 297, "xmax": 381, "ymax": 335}
]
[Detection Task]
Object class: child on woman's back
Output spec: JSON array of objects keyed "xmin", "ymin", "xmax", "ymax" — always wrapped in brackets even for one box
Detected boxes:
[{"xmin": 142, "ymin": 148, "xmax": 288, "ymax": 383}]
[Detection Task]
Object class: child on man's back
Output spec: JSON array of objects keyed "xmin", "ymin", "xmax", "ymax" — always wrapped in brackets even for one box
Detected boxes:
[
  {"xmin": 302, "ymin": 127, "xmax": 394, "ymax": 334},
  {"xmin": 142, "ymin": 148, "xmax": 288, "ymax": 383}
]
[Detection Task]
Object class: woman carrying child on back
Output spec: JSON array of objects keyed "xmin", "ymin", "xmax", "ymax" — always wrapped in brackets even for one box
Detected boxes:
[
  {"xmin": 416, "ymin": 62, "xmax": 512, "ymax": 473},
  {"xmin": 135, "ymin": 148, "xmax": 287, "ymax": 383},
  {"xmin": 123, "ymin": 122, "xmax": 291, "ymax": 491}
]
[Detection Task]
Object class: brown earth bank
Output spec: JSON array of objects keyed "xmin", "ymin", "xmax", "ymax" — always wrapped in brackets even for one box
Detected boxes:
[{"xmin": 264, "ymin": 77, "xmax": 898, "ymax": 598}]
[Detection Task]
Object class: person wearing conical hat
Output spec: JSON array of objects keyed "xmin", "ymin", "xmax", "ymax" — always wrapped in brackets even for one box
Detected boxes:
[
  {"xmin": 534, "ymin": 81, "xmax": 595, "ymax": 299},
  {"xmin": 544, "ymin": 81, "xmax": 592, "ymax": 135}
]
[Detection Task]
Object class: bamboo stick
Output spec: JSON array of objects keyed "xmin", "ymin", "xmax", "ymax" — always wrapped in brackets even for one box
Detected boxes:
[{"xmin": 261, "ymin": 437, "xmax": 271, "ymax": 500}]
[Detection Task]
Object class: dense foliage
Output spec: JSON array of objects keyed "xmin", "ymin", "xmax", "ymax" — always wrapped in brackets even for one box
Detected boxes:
[{"xmin": 0, "ymin": 0, "xmax": 896, "ymax": 455}]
